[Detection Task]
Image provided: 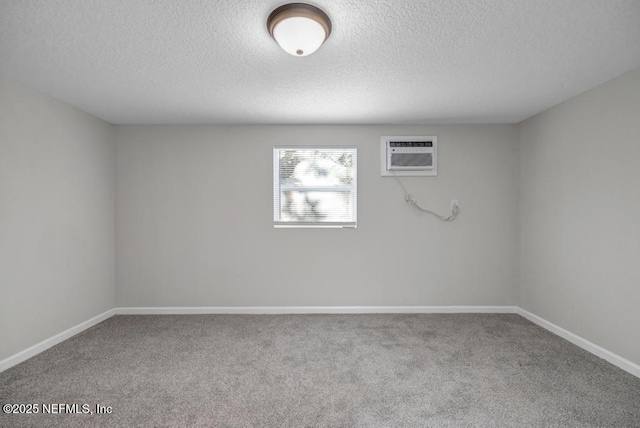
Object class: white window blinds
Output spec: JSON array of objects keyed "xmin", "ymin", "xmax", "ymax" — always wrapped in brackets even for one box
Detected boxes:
[{"xmin": 273, "ymin": 146, "xmax": 357, "ymax": 228}]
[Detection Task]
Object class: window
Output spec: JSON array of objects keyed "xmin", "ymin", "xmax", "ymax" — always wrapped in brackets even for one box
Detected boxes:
[{"xmin": 273, "ymin": 146, "xmax": 357, "ymax": 228}]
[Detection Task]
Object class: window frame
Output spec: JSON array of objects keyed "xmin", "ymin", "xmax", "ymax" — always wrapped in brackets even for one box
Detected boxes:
[{"xmin": 273, "ymin": 145, "xmax": 357, "ymax": 228}]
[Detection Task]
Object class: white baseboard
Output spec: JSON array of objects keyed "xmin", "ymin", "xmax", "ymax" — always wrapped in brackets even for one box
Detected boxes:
[
  {"xmin": 2, "ymin": 306, "xmax": 637, "ymax": 380},
  {"xmin": 115, "ymin": 305, "xmax": 518, "ymax": 315},
  {"xmin": 0, "ymin": 308, "xmax": 116, "ymax": 373},
  {"xmin": 516, "ymin": 308, "xmax": 640, "ymax": 378}
]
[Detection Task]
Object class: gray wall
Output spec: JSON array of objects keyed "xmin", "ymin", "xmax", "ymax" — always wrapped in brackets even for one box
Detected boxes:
[
  {"xmin": 0, "ymin": 76, "xmax": 115, "ymax": 361},
  {"xmin": 115, "ymin": 125, "xmax": 518, "ymax": 307},
  {"xmin": 518, "ymin": 67, "xmax": 640, "ymax": 365},
  {"xmin": 6, "ymin": 65, "xmax": 638, "ymax": 367}
]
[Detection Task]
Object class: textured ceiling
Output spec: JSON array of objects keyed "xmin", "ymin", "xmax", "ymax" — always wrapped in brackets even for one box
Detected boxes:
[{"xmin": 1, "ymin": 0, "xmax": 640, "ymax": 125}]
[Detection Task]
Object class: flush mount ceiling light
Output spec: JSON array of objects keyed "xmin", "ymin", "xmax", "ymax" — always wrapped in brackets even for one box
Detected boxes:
[{"xmin": 267, "ymin": 3, "xmax": 332, "ymax": 57}]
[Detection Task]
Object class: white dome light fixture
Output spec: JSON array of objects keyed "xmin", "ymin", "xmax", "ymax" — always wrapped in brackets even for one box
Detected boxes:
[{"xmin": 267, "ymin": 3, "xmax": 332, "ymax": 57}]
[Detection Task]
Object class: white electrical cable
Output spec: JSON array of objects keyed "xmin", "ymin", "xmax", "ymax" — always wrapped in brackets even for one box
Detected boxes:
[{"xmin": 391, "ymin": 171, "xmax": 459, "ymax": 222}]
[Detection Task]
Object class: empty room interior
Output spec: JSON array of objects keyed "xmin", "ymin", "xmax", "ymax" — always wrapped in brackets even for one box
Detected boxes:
[{"xmin": 1, "ymin": 0, "xmax": 639, "ymax": 426}]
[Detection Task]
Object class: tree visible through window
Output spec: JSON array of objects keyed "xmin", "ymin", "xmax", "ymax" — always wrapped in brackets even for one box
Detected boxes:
[{"xmin": 273, "ymin": 146, "xmax": 357, "ymax": 227}]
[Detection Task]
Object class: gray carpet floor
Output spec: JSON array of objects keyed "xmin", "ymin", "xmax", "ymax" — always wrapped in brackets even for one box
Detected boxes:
[{"xmin": 1, "ymin": 314, "xmax": 639, "ymax": 427}]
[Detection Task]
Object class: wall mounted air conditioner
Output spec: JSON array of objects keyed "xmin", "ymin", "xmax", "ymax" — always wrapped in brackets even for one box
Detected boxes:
[{"xmin": 380, "ymin": 136, "xmax": 437, "ymax": 176}]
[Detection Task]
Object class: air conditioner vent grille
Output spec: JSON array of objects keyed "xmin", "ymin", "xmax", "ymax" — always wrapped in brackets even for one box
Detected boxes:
[{"xmin": 391, "ymin": 153, "xmax": 432, "ymax": 168}]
